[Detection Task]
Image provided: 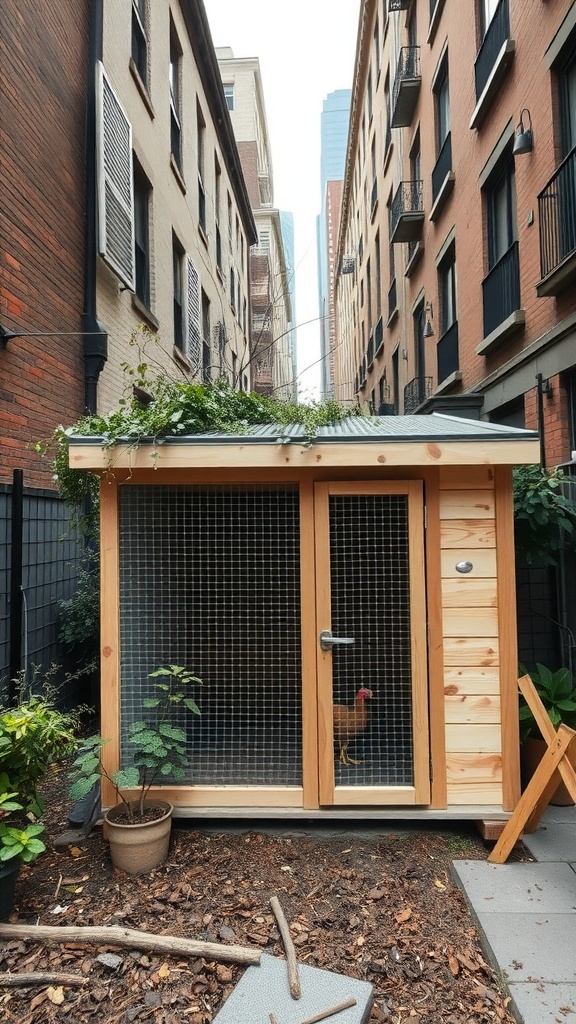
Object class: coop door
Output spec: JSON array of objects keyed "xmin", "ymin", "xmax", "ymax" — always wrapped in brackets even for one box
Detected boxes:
[{"xmin": 314, "ymin": 482, "xmax": 430, "ymax": 806}]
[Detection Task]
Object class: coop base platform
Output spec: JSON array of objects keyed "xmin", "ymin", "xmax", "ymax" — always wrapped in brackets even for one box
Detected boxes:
[
  {"xmin": 171, "ymin": 805, "xmax": 511, "ymax": 822},
  {"xmin": 212, "ymin": 953, "xmax": 373, "ymax": 1024}
]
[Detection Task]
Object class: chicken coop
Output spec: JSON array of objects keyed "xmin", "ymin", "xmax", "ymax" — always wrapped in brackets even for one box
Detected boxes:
[{"xmin": 69, "ymin": 414, "xmax": 540, "ymax": 823}]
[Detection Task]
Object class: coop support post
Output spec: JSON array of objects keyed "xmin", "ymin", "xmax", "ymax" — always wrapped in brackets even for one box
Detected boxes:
[
  {"xmin": 99, "ymin": 474, "xmax": 121, "ymax": 806},
  {"xmin": 494, "ymin": 466, "xmax": 520, "ymax": 812}
]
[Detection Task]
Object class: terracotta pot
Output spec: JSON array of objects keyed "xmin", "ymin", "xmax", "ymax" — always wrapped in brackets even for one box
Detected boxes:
[
  {"xmin": 0, "ymin": 859, "xmax": 20, "ymax": 922},
  {"xmin": 521, "ymin": 736, "xmax": 576, "ymax": 806},
  {"xmin": 104, "ymin": 800, "xmax": 173, "ymax": 874}
]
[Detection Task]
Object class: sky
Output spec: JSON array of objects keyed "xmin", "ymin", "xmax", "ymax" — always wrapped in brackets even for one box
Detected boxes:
[{"xmin": 202, "ymin": 0, "xmax": 361, "ymax": 400}]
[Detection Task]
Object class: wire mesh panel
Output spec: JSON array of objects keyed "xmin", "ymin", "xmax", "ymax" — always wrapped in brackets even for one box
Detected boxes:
[
  {"xmin": 329, "ymin": 494, "xmax": 413, "ymax": 787},
  {"xmin": 119, "ymin": 485, "xmax": 302, "ymax": 787}
]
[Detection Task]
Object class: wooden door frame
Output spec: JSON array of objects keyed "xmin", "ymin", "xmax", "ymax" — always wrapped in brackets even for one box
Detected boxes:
[{"xmin": 314, "ymin": 480, "xmax": 430, "ymax": 806}]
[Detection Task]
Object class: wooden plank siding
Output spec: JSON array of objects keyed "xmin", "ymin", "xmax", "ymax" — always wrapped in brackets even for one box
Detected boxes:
[{"xmin": 439, "ymin": 471, "xmax": 504, "ymax": 806}]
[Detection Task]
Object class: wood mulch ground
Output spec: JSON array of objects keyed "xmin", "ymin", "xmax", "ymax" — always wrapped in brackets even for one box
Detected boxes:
[{"xmin": 0, "ymin": 763, "xmax": 530, "ymax": 1024}]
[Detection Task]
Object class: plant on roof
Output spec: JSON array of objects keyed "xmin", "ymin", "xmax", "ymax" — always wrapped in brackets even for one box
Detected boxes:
[
  {"xmin": 513, "ymin": 465, "xmax": 576, "ymax": 566},
  {"xmin": 36, "ymin": 340, "xmax": 357, "ymax": 523}
]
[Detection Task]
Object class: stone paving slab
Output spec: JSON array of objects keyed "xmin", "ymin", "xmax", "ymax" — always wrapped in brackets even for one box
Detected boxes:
[
  {"xmin": 452, "ymin": 860, "xmax": 576, "ymax": 913},
  {"xmin": 508, "ymin": 982, "xmax": 576, "ymax": 1024},
  {"xmin": 474, "ymin": 911, "xmax": 576, "ymax": 983},
  {"xmin": 212, "ymin": 953, "xmax": 373, "ymax": 1024},
  {"xmin": 522, "ymin": 826, "xmax": 576, "ymax": 862}
]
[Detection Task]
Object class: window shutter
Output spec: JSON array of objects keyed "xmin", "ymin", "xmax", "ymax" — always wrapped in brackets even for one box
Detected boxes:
[
  {"xmin": 96, "ymin": 61, "xmax": 135, "ymax": 290},
  {"xmin": 186, "ymin": 256, "xmax": 202, "ymax": 370}
]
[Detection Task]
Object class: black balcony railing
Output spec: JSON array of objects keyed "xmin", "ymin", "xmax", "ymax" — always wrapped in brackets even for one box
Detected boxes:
[
  {"xmin": 385, "ymin": 119, "xmax": 392, "ymax": 157},
  {"xmin": 389, "ymin": 0, "xmax": 410, "ymax": 10},
  {"xmin": 388, "ymin": 278, "xmax": 397, "ymax": 321},
  {"xmin": 432, "ymin": 131, "xmax": 452, "ymax": 204},
  {"xmin": 392, "ymin": 46, "xmax": 421, "ymax": 125},
  {"xmin": 474, "ymin": 0, "xmax": 509, "ymax": 100},
  {"xmin": 404, "ymin": 376, "xmax": 433, "ymax": 414},
  {"xmin": 538, "ymin": 145, "xmax": 576, "ymax": 280},
  {"xmin": 482, "ymin": 240, "xmax": 520, "ymax": 338},
  {"xmin": 374, "ymin": 316, "xmax": 384, "ymax": 355},
  {"xmin": 436, "ymin": 321, "xmax": 459, "ymax": 384},
  {"xmin": 367, "ymin": 334, "xmax": 374, "ymax": 367},
  {"xmin": 391, "ymin": 179, "xmax": 424, "ymax": 241}
]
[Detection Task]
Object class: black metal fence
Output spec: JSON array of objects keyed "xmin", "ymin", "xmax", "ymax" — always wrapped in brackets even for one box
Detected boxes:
[
  {"xmin": 391, "ymin": 179, "xmax": 424, "ymax": 239},
  {"xmin": 404, "ymin": 376, "xmax": 432, "ymax": 414},
  {"xmin": 482, "ymin": 241, "xmax": 520, "ymax": 338},
  {"xmin": 392, "ymin": 46, "xmax": 421, "ymax": 116},
  {"xmin": 538, "ymin": 145, "xmax": 576, "ymax": 280},
  {"xmin": 0, "ymin": 478, "xmax": 84, "ymax": 704},
  {"xmin": 474, "ymin": 0, "xmax": 509, "ymax": 100}
]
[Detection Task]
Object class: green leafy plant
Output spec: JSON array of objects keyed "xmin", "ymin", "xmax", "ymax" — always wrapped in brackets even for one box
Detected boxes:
[
  {"xmin": 513, "ymin": 466, "xmax": 576, "ymax": 566},
  {"xmin": 519, "ymin": 663, "xmax": 576, "ymax": 743},
  {"xmin": 0, "ymin": 688, "xmax": 80, "ymax": 818},
  {"xmin": 69, "ymin": 665, "xmax": 202, "ymax": 822},
  {"xmin": 0, "ymin": 773, "xmax": 46, "ymax": 865},
  {"xmin": 58, "ymin": 555, "xmax": 100, "ymax": 673}
]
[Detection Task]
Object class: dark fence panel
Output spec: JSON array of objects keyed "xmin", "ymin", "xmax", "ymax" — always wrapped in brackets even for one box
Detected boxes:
[{"xmin": 0, "ymin": 483, "xmax": 84, "ymax": 704}]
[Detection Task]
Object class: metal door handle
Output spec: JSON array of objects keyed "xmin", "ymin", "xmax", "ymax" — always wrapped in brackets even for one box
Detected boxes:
[{"xmin": 320, "ymin": 629, "xmax": 356, "ymax": 651}]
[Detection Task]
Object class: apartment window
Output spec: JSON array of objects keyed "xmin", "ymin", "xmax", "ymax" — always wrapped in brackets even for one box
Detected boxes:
[
  {"xmin": 223, "ymin": 84, "xmax": 234, "ymax": 111},
  {"xmin": 375, "ymin": 229, "xmax": 381, "ymax": 318},
  {"xmin": 230, "ymin": 266, "xmax": 236, "ymax": 310},
  {"xmin": 169, "ymin": 24, "xmax": 182, "ymax": 169},
  {"xmin": 482, "ymin": 146, "xmax": 520, "ymax": 338},
  {"xmin": 197, "ymin": 103, "xmax": 206, "ymax": 232},
  {"xmin": 172, "ymin": 236, "xmax": 185, "ymax": 352},
  {"xmin": 373, "ymin": 17, "xmax": 380, "ymax": 79},
  {"xmin": 366, "ymin": 256, "xmax": 372, "ymax": 329},
  {"xmin": 131, "ymin": 0, "xmax": 148, "ymax": 86},
  {"xmin": 367, "ymin": 71, "xmax": 373, "ymax": 123},
  {"xmin": 437, "ymin": 243, "xmax": 459, "ymax": 383},
  {"xmin": 215, "ymin": 155, "xmax": 222, "ymax": 271},
  {"xmin": 133, "ymin": 158, "xmax": 150, "ymax": 308},
  {"xmin": 480, "ymin": 0, "xmax": 500, "ymax": 37},
  {"xmin": 408, "ymin": 131, "xmax": 421, "ymax": 262},
  {"xmin": 227, "ymin": 192, "xmax": 233, "ymax": 249},
  {"xmin": 202, "ymin": 290, "xmax": 211, "ymax": 382},
  {"xmin": 432, "ymin": 54, "xmax": 452, "ymax": 209},
  {"xmin": 392, "ymin": 348, "xmax": 399, "ymax": 413},
  {"xmin": 384, "ymin": 76, "xmax": 391, "ymax": 157}
]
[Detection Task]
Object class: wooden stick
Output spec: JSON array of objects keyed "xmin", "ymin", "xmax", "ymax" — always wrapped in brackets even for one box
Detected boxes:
[
  {"xmin": 270, "ymin": 895, "xmax": 301, "ymax": 999},
  {"xmin": 0, "ymin": 972, "xmax": 88, "ymax": 988},
  {"xmin": 0, "ymin": 924, "xmax": 261, "ymax": 965},
  {"xmin": 299, "ymin": 998, "xmax": 357, "ymax": 1024}
]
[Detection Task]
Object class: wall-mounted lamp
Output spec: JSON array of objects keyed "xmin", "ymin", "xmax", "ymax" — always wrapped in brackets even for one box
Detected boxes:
[
  {"xmin": 513, "ymin": 108, "xmax": 533, "ymax": 156},
  {"xmin": 423, "ymin": 302, "xmax": 434, "ymax": 338}
]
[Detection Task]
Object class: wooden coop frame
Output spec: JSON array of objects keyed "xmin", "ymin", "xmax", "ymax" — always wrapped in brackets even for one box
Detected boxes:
[{"xmin": 69, "ymin": 415, "xmax": 540, "ymax": 823}]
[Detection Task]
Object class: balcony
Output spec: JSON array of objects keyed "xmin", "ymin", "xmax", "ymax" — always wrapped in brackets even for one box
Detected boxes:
[
  {"xmin": 430, "ymin": 132, "xmax": 454, "ymax": 220},
  {"xmin": 436, "ymin": 321, "xmax": 459, "ymax": 386},
  {"xmin": 371, "ymin": 178, "xmax": 378, "ymax": 220},
  {"xmin": 391, "ymin": 47, "xmax": 421, "ymax": 128},
  {"xmin": 404, "ymin": 376, "xmax": 433, "ymax": 414},
  {"xmin": 378, "ymin": 402, "xmax": 397, "ymax": 415},
  {"xmin": 537, "ymin": 146, "xmax": 576, "ymax": 297},
  {"xmin": 390, "ymin": 180, "xmax": 424, "ymax": 243},
  {"xmin": 388, "ymin": 0, "xmax": 410, "ymax": 10},
  {"xmin": 470, "ymin": 0, "xmax": 514, "ymax": 130},
  {"xmin": 477, "ymin": 241, "xmax": 524, "ymax": 354},
  {"xmin": 367, "ymin": 333, "xmax": 374, "ymax": 368}
]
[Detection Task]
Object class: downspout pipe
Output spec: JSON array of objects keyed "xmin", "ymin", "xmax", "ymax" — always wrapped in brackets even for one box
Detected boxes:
[{"xmin": 83, "ymin": 0, "xmax": 107, "ymax": 414}]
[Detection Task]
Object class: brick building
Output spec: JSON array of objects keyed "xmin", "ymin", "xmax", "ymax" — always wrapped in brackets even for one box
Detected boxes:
[{"xmin": 333, "ymin": 0, "xmax": 576, "ymax": 670}]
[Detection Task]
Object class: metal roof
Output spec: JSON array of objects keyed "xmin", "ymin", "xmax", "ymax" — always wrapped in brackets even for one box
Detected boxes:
[{"xmin": 69, "ymin": 413, "xmax": 539, "ymax": 446}]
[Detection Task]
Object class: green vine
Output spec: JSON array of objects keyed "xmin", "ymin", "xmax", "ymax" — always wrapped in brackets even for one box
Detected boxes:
[
  {"xmin": 37, "ymin": 361, "xmax": 358, "ymax": 521},
  {"xmin": 513, "ymin": 465, "xmax": 576, "ymax": 566}
]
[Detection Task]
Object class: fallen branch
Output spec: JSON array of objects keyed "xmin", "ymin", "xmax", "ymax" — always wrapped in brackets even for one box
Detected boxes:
[
  {"xmin": 299, "ymin": 999, "xmax": 357, "ymax": 1024},
  {"xmin": 0, "ymin": 924, "xmax": 261, "ymax": 966},
  {"xmin": 0, "ymin": 972, "xmax": 88, "ymax": 988},
  {"xmin": 270, "ymin": 895, "xmax": 301, "ymax": 999}
]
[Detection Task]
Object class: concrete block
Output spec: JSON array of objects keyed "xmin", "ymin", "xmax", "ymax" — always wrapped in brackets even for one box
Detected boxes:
[
  {"xmin": 508, "ymin": 981, "xmax": 576, "ymax": 1024},
  {"xmin": 452, "ymin": 860, "xmax": 576, "ymax": 913},
  {"xmin": 212, "ymin": 953, "xmax": 373, "ymax": 1024}
]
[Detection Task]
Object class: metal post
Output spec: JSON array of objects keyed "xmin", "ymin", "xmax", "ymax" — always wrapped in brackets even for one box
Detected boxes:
[
  {"xmin": 9, "ymin": 469, "xmax": 23, "ymax": 702},
  {"xmin": 536, "ymin": 373, "xmax": 546, "ymax": 469}
]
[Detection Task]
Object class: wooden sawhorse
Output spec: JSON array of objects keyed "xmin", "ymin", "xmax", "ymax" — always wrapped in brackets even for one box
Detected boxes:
[{"xmin": 489, "ymin": 674, "xmax": 576, "ymax": 864}]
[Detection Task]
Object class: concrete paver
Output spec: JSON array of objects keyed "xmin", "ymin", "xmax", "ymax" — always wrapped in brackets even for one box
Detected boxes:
[{"xmin": 453, "ymin": 805, "xmax": 576, "ymax": 1024}]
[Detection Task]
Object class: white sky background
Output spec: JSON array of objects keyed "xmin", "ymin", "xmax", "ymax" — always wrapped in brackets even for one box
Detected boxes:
[{"xmin": 202, "ymin": 0, "xmax": 361, "ymax": 401}]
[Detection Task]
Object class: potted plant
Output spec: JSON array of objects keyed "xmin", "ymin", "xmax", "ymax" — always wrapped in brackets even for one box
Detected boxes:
[
  {"xmin": 519, "ymin": 663, "xmax": 576, "ymax": 805},
  {"xmin": 69, "ymin": 665, "xmax": 202, "ymax": 874}
]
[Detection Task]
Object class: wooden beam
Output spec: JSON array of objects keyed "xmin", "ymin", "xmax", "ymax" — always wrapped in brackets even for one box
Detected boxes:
[
  {"xmin": 422, "ymin": 469, "xmax": 447, "ymax": 809},
  {"xmin": 99, "ymin": 476, "xmax": 120, "ymax": 809},
  {"xmin": 495, "ymin": 466, "xmax": 520, "ymax": 812}
]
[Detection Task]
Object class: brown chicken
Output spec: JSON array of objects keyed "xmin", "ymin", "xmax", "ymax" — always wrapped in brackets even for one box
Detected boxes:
[{"xmin": 333, "ymin": 687, "xmax": 373, "ymax": 766}]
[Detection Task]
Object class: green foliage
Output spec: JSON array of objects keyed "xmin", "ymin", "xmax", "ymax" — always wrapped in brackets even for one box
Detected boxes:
[
  {"xmin": 58, "ymin": 555, "xmax": 100, "ymax": 672},
  {"xmin": 69, "ymin": 665, "xmax": 202, "ymax": 822},
  {"xmin": 519, "ymin": 663, "xmax": 576, "ymax": 742},
  {"xmin": 513, "ymin": 466, "xmax": 576, "ymax": 566},
  {"xmin": 37, "ymin": 359, "xmax": 358, "ymax": 521},
  {"xmin": 0, "ymin": 688, "xmax": 80, "ymax": 818},
  {"xmin": 0, "ymin": 820, "xmax": 45, "ymax": 863}
]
